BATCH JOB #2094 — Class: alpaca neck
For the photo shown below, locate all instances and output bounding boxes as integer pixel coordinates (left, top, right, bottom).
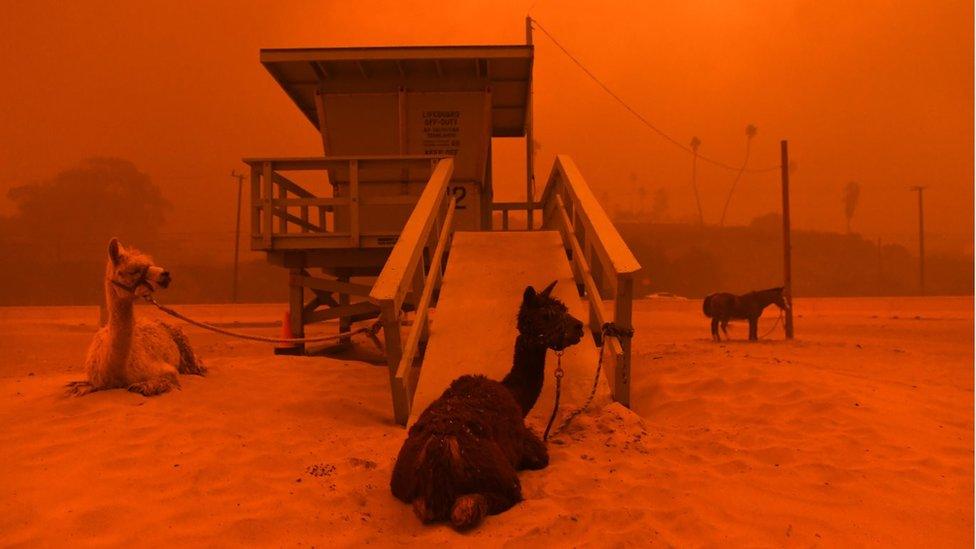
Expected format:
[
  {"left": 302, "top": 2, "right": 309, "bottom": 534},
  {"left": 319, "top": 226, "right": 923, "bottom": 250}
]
[
  {"left": 103, "top": 277, "right": 135, "bottom": 377},
  {"left": 501, "top": 334, "right": 548, "bottom": 417}
]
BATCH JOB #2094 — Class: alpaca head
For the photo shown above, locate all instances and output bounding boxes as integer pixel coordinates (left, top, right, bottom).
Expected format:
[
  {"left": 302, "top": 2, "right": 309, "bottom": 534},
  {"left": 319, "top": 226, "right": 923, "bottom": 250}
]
[
  {"left": 106, "top": 238, "right": 171, "bottom": 300},
  {"left": 517, "top": 281, "right": 584, "bottom": 351}
]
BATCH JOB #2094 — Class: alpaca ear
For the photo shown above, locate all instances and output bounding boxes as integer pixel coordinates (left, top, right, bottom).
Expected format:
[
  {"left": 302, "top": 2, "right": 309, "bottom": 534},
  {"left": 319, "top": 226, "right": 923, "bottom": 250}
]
[
  {"left": 108, "top": 238, "right": 124, "bottom": 265},
  {"left": 540, "top": 280, "right": 558, "bottom": 298},
  {"left": 523, "top": 285, "right": 537, "bottom": 303}
]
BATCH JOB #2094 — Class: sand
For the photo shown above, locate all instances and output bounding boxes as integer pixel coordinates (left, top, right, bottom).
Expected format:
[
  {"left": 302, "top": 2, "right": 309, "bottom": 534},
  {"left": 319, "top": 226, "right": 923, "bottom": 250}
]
[{"left": 0, "top": 297, "right": 971, "bottom": 546}]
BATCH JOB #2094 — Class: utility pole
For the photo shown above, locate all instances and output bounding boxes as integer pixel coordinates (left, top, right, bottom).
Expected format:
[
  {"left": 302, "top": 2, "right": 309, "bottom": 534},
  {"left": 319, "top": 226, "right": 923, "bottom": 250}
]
[
  {"left": 230, "top": 170, "right": 245, "bottom": 303},
  {"left": 780, "top": 140, "right": 794, "bottom": 339},
  {"left": 910, "top": 186, "right": 925, "bottom": 295},
  {"left": 525, "top": 16, "right": 535, "bottom": 230}
]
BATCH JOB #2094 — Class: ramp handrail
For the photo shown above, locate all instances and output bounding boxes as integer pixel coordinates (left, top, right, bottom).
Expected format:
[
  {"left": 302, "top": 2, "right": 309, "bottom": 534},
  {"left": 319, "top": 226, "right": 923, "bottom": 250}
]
[
  {"left": 539, "top": 154, "right": 641, "bottom": 407},
  {"left": 370, "top": 158, "right": 456, "bottom": 425}
]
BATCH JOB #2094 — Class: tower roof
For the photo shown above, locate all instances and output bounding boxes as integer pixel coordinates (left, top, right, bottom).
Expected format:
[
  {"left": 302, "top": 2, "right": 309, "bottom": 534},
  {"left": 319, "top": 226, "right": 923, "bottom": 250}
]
[{"left": 261, "top": 45, "right": 533, "bottom": 137}]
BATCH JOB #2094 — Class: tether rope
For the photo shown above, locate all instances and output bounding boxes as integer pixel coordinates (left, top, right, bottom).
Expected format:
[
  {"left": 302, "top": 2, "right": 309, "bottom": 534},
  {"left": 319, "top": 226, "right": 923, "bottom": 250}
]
[
  {"left": 759, "top": 308, "right": 786, "bottom": 339},
  {"left": 143, "top": 295, "right": 382, "bottom": 346},
  {"left": 544, "top": 322, "right": 634, "bottom": 442}
]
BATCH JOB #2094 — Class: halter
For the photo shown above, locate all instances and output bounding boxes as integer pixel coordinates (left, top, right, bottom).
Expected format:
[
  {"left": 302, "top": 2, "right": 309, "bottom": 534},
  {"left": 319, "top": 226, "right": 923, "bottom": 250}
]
[
  {"left": 526, "top": 314, "right": 575, "bottom": 348},
  {"left": 109, "top": 266, "right": 154, "bottom": 295}
]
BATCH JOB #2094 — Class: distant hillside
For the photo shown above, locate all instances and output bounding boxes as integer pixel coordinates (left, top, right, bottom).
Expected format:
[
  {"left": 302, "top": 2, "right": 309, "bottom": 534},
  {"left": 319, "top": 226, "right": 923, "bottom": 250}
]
[
  {"left": 0, "top": 216, "right": 971, "bottom": 306},
  {"left": 615, "top": 217, "right": 973, "bottom": 298}
]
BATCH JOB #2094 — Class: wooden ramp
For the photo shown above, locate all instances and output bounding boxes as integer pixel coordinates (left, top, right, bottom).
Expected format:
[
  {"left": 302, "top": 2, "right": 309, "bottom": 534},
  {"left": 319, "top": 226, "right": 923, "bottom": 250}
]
[{"left": 408, "top": 230, "right": 612, "bottom": 427}]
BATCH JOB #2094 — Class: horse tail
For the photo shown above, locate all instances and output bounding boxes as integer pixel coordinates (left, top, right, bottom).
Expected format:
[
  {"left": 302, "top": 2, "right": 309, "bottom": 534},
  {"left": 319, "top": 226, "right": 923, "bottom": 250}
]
[{"left": 702, "top": 294, "right": 714, "bottom": 318}]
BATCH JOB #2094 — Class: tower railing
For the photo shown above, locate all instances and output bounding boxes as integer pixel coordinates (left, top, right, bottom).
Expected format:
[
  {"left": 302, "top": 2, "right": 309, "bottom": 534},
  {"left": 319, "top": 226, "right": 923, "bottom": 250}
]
[{"left": 244, "top": 155, "right": 447, "bottom": 251}]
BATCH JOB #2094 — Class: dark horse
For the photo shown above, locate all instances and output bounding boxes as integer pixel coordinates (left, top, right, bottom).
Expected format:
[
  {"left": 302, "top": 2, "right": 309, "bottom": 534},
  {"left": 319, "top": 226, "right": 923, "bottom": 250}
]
[
  {"left": 390, "top": 281, "right": 584, "bottom": 530},
  {"left": 702, "top": 287, "right": 790, "bottom": 341}
]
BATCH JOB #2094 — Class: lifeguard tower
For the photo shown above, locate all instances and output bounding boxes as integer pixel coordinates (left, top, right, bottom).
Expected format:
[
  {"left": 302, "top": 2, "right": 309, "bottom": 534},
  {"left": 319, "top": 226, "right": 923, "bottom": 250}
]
[{"left": 245, "top": 33, "right": 641, "bottom": 425}]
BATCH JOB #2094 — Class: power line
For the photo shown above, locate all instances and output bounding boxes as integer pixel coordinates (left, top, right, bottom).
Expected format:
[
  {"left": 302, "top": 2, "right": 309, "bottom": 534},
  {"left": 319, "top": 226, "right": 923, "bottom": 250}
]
[{"left": 529, "top": 17, "right": 781, "bottom": 174}]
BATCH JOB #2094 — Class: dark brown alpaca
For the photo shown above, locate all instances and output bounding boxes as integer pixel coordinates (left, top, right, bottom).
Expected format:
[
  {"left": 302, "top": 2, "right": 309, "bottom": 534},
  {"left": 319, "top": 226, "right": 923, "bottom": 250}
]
[{"left": 390, "top": 280, "right": 584, "bottom": 530}]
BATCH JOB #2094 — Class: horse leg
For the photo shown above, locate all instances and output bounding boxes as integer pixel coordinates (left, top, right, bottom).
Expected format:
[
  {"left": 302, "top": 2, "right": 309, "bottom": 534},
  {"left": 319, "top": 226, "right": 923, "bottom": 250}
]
[
  {"left": 748, "top": 317, "right": 758, "bottom": 341},
  {"left": 711, "top": 318, "right": 720, "bottom": 341},
  {"left": 721, "top": 321, "right": 729, "bottom": 339}
]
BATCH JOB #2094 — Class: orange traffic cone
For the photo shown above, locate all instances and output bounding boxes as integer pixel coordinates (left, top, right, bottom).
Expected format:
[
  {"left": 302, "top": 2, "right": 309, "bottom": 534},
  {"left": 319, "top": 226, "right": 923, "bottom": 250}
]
[{"left": 274, "top": 310, "right": 303, "bottom": 355}]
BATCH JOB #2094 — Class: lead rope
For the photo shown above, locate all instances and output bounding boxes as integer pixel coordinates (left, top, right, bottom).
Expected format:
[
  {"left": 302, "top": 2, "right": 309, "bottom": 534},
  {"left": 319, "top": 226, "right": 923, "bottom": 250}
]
[
  {"left": 142, "top": 295, "right": 384, "bottom": 349},
  {"left": 543, "top": 322, "right": 634, "bottom": 442},
  {"left": 758, "top": 308, "right": 786, "bottom": 340},
  {"left": 542, "top": 351, "right": 564, "bottom": 441}
]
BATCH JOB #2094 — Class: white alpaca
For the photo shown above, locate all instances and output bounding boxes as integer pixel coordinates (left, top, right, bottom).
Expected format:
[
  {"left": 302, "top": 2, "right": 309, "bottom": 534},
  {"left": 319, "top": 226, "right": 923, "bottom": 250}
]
[{"left": 67, "top": 238, "right": 205, "bottom": 396}]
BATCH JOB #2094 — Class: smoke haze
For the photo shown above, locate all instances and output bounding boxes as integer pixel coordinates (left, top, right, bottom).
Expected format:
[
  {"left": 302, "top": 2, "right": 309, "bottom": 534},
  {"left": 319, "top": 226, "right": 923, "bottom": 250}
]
[{"left": 1, "top": 0, "right": 971, "bottom": 264}]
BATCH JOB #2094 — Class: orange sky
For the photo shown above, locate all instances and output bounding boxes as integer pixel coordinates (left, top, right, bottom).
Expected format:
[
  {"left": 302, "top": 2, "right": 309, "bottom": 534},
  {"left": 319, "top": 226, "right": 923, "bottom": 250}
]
[{"left": 1, "top": 0, "right": 972, "bottom": 256}]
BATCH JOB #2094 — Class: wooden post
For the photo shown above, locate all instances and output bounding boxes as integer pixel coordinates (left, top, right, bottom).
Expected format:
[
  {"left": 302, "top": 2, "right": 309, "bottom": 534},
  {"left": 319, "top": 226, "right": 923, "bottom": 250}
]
[
  {"left": 249, "top": 166, "right": 260, "bottom": 243},
  {"left": 398, "top": 87, "right": 409, "bottom": 195},
  {"left": 911, "top": 186, "right": 925, "bottom": 295},
  {"left": 287, "top": 267, "right": 306, "bottom": 355},
  {"left": 397, "top": 87, "right": 408, "bottom": 154},
  {"left": 338, "top": 272, "right": 352, "bottom": 345},
  {"left": 613, "top": 275, "right": 634, "bottom": 408},
  {"left": 230, "top": 170, "right": 244, "bottom": 302},
  {"left": 780, "top": 140, "right": 795, "bottom": 339},
  {"left": 349, "top": 160, "right": 360, "bottom": 247},
  {"left": 411, "top": 256, "right": 430, "bottom": 346},
  {"left": 277, "top": 175, "right": 288, "bottom": 234},
  {"left": 480, "top": 87, "right": 493, "bottom": 230},
  {"left": 314, "top": 89, "right": 331, "bottom": 155},
  {"left": 525, "top": 16, "right": 535, "bottom": 230},
  {"left": 262, "top": 162, "right": 273, "bottom": 249},
  {"left": 380, "top": 300, "right": 409, "bottom": 425}
]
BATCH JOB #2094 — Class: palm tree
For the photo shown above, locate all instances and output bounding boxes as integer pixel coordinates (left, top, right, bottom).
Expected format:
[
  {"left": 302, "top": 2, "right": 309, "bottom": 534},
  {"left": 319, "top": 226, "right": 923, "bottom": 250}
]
[
  {"left": 718, "top": 124, "right": 758, "bottom": 227},
  {"left": 690, "top": 136, "right": 704, "bottom": 226}
]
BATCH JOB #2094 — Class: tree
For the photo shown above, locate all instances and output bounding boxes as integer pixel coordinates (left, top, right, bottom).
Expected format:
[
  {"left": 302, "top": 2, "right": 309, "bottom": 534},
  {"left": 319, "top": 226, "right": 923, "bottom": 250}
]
[
  {"left": 650, "top": 187, "right": 669, "bottom": 222},
  {"left": 629, "top": 172, "right": 643, "bottom": 219},
  {"left": 843, "top": 181, "right": 860, "bottom": 233},
  {"left": 6, "top": 158, "right": 170, "bottom": 257},
  {"left": 636, "top": 185, "right": 648, "bottom": 217},
  {"left": 719, "top": 124, "right": 758, "bottom": 227}
]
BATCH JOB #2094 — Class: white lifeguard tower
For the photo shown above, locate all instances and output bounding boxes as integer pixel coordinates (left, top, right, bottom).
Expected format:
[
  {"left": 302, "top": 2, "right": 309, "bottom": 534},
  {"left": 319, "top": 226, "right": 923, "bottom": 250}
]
[{"left": 244, "top": 34, "right": 640, "bottom": 425}]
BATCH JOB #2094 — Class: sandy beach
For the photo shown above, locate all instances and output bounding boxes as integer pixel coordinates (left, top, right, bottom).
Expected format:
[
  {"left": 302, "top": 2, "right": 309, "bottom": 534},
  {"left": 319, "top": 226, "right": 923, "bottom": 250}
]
[{"left": 0, "top": 296, "right": 971, "bottom": 546}]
